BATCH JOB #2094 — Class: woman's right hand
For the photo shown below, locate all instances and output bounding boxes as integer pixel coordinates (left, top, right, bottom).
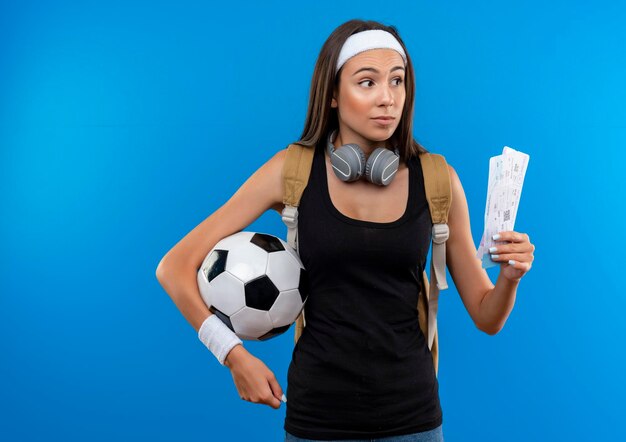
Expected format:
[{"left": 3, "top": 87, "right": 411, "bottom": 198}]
[{"left": 225, "top": 344, "right": 284, "bottom": 409}]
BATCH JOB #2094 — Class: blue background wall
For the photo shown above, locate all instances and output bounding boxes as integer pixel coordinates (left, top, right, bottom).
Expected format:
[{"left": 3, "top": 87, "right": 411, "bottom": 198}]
[{"left": 2, "top": 1, "right": 624, "bottom": 440}]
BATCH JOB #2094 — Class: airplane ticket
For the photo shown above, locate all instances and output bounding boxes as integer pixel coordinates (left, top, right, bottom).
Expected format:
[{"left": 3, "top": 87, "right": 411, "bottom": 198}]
[{"left": 476, "top": 146, "right": 530, "bottom": 269}]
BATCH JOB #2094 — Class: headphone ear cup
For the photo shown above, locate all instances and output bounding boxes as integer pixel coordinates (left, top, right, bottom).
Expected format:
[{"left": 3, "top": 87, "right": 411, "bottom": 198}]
[
  {"left": 330, "top": 143, "right": 366, "bottom": 182},
  {"left": 365, "top": 147, "right": 400, "bottom": 186}
]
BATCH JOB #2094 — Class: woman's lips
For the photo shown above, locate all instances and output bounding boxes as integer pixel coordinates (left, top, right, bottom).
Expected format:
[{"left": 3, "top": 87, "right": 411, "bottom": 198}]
[{"left": 372, "top": 117, "right": 395, "bottom": 126}]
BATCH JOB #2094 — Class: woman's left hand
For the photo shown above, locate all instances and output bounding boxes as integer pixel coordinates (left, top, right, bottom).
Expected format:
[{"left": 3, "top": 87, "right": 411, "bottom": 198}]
[{"left": 489, "top": 230, "right": 535, "bottom": 282}]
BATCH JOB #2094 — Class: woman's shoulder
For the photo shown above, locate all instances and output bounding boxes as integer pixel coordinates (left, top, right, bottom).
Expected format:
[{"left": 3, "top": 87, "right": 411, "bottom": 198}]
[
  {"left": 411, "top": 150, "right": 455, "bottom": 172},
  {"left": 264, "top": 148, "right": 289, "bottom": 215}
]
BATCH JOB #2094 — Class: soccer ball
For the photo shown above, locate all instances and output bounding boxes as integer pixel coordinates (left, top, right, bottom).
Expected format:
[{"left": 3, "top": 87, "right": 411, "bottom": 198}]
[{"left": 196, "top": 231, "right": 309, "bottom": 341}]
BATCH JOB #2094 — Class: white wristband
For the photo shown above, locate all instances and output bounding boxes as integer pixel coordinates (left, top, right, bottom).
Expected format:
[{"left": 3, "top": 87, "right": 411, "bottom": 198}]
[{"left": 198, "top": 314, "right": 243, "bottom": 366}]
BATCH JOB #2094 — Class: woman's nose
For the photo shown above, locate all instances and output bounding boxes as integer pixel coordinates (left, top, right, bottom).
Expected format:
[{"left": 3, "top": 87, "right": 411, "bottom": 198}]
[{"left": 378, "top": 83, "right": 394, "bottom": 106}]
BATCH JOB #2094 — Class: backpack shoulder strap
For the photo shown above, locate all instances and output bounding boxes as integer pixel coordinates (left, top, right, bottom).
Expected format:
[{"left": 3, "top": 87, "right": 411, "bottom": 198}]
[
  {"left": 418, "top": 152, "right": 452, "bottom": 376},
  {"left": 282, "top": 143, "right": 315, "bottom": 208},
  {"left": 280, "top": 143, "right": 315, "bottom": 345}
]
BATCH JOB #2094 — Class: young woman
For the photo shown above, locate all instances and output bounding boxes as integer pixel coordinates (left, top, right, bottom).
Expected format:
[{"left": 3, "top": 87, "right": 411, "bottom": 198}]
[{"left": 156, "top": 19, "right": 535, "bottom": 442}]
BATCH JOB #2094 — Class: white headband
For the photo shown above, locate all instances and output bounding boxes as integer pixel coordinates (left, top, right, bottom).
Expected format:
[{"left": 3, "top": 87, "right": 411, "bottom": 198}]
[{"left": 336, "top": 29, "right": 407, "bottom": 72}]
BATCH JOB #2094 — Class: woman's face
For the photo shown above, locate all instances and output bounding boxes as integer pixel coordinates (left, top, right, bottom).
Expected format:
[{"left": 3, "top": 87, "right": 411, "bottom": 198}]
[{"left": 331, "top": 48, "right": 406, "bottom": 153}]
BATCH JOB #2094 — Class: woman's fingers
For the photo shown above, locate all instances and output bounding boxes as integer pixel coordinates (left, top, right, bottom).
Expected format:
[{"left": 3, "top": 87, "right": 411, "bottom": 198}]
[
  {"left": 508, "top": 260, "right": 531, "bottom": 271},
  {"left": 491, "top": 254, "right": 533, "bottom": 271},
  {"left": 491, "top": 231, "right": 534, "bottom": 255},
  {"left": 489, "top": 243, "right": 532, "bottom": 254},
  {"left": 493, "top": 230, "right": 529, "bottom": 243},
  {"left": 266, "top": 373, "right": 284, "bottom": 409},
  {"left": 491, "top": 230, "right": 535, "bottom": 280},
  {"left": 489, "top": 252, "right": 530, "bottom": 263}
]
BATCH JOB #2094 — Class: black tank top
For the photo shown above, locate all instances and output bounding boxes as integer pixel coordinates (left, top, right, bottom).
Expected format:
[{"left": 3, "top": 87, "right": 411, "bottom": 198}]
[{"left": 284, "top": 141, "right": 443, "bottom": 440}]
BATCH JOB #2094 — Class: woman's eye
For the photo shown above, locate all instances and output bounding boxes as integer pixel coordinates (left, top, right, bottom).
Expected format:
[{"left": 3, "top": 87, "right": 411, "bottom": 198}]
[{"left": 359, "top": 78, "right": 404, "bottom": 87}]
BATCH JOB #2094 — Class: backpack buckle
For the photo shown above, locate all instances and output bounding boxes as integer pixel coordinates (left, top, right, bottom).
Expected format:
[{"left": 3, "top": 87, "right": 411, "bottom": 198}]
[
  {"left": 281, "top": 205, "right": 299, "bottom": 228},
  {"left": 432, "top": 223, "right": 449, "bottom": 244}
]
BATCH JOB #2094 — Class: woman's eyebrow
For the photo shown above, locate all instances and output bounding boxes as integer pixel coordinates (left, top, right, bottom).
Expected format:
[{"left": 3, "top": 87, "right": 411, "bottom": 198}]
[{"left": 352, "top": 66, "right": 405, "bottom": 76}]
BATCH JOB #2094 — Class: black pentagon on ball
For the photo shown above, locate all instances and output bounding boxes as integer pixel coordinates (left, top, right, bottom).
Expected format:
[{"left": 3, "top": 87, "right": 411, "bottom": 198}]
[
  {"left": 250, "top": 233, "right": 285, "bottom": 253},
  {"left": 258, "top": 323, "right": 292, "bottom": 341},
  {"left": 208, "top": 305, "right": 235, "bottom": 333},
  {"left": 298, "top": 268, "right": 310, "bottom": 302},
  {"left": 244, "top": 275, "right": 279, "bottom": 310},
  {"left": 203, "top": 249, "right": 228, "bottom": 283}
]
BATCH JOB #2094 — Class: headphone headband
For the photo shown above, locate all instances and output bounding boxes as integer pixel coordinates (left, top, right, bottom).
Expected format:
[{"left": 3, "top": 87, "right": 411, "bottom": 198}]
[{"left": 327, "top": 129, "right": 399, "bottom": 157}]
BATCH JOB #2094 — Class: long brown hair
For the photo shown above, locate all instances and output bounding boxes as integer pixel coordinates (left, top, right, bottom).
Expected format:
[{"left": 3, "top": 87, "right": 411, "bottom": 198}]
[{"left": 293, "top": 19, "right": 429, "bottom": 161}]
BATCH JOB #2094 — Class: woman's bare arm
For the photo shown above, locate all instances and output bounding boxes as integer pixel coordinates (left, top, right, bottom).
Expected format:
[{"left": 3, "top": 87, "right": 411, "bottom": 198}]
[
  {"left": 444, "top": 164, "right": 495, "bottom": 333},
  {"left": 155, "top": 148, "right": 287, "bottom": 333},
  {"left": 445, "top": 163, "right": 534, "bottom": 334}
]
